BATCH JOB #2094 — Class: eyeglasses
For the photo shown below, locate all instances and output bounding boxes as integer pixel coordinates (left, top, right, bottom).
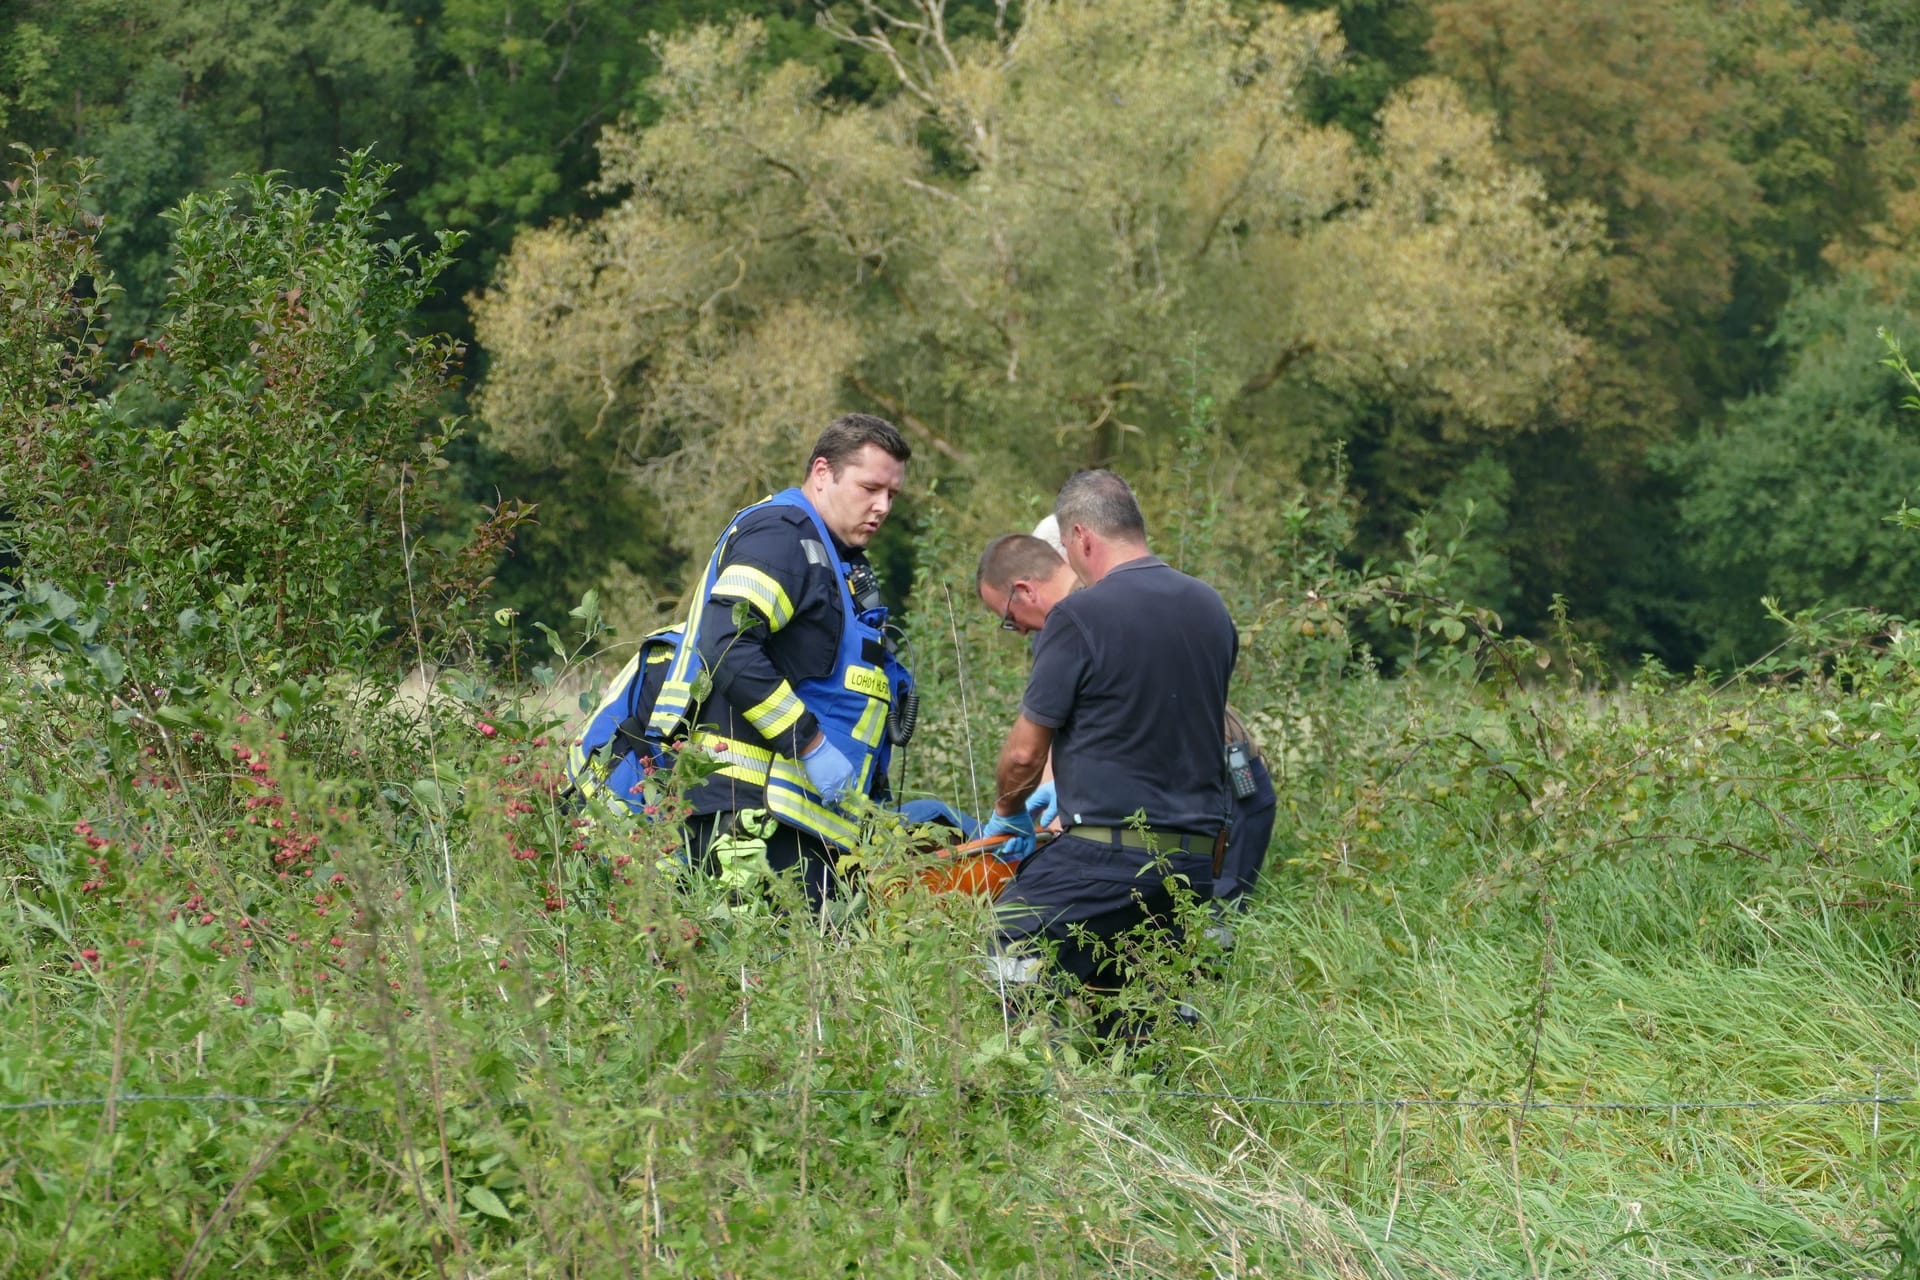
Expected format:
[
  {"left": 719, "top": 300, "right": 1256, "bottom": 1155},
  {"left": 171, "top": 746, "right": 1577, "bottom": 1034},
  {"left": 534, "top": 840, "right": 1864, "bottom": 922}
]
[{"left": 998, "top": 584, "right": 1022, "bottom": 632}]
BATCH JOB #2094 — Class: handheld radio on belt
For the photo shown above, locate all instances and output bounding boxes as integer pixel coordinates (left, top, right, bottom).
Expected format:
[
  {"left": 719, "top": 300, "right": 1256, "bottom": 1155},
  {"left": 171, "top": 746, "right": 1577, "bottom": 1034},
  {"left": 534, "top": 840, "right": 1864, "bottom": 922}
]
[{"left": 1226, "top": 739, "right": 1257, "bottom": 799}]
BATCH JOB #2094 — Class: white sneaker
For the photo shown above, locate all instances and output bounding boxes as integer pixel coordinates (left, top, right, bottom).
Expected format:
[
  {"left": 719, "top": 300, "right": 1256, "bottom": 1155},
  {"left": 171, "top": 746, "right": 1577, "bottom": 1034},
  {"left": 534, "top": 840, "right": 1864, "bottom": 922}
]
[{"left": 984, "top": 953, "right": 1044, "bottom": 985}]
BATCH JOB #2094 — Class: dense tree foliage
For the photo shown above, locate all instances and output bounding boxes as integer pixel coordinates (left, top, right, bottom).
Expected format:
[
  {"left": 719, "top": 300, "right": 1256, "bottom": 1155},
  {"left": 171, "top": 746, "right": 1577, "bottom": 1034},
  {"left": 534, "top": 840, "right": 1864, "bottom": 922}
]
[
  {"left": 474, "top": 2, "right": 1597, "bottom": 573},
  {"left": 0, "top": 0, "right": 790, "bottom": 331},
  {"left": 3, "top": 0, "right": 1918, "bottom": 664},
  {"left": 1666, "top": 272, "right": 1920, "bottom": 667}
]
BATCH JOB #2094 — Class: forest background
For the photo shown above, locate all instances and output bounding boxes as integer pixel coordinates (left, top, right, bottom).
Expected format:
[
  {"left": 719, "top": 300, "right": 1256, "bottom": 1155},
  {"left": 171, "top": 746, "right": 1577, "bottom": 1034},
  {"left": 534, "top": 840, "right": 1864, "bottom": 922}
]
[{"left": 7, "top": 0, "right": 1920, "bottom": 666}]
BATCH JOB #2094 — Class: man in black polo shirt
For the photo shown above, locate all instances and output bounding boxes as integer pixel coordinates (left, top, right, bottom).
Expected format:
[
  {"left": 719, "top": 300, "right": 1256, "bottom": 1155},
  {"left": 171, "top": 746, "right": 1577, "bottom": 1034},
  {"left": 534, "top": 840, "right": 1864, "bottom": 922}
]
[
  {"left": 979, "top": 470, "right": 1238, "bottom": 1021},
  {"left": 975, "top": 531, "right": 1278, "bottom": 915}
]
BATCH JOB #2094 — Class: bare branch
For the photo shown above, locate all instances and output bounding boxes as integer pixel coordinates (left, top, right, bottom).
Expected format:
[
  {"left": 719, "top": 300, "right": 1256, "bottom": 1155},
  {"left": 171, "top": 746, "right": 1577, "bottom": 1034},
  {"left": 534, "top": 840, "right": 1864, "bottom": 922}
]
[
  {"left": 1240, "top": 339, "right": 1315, "bottom": 397},
  {"left": 815, "top": 5, "right": 942, "bottom": 113},
  {"left": 816, "top": 0, "right": 996, "bottom": 161},
  {"left": 926, "top": 0, "right": 963, "bottom": 79},
  {"left": 698, "top": 252, "right": 749, "bottom": 318},
  {"left": 847, "top": 373, "right": 972, "bottom": 464},
  {"left": 901, "top": 176, "right": 967, "bottom": 207}
]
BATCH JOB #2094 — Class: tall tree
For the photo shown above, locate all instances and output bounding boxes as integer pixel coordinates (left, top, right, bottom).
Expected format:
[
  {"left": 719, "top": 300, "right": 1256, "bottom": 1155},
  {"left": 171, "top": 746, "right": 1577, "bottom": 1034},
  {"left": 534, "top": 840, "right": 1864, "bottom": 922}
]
[
  {"left": 1288, "top": 0, "right": 1434, "bottom": 138},
  {"left": 475, "top": 0, "right": 1600, "bottom": 590},
  {"left": 0, "top": 0, "right": 420, "bottom": 343},
  {"left": 1429, "top": 0, "right": 1759, "bottom": 427},
  {"left": 1431, "top": 0, "right": 1883, "bottom": 403},
  {"left": 1422, "top": 0, "right": 1889, "bottom": 660},
  {"left": 1805, "top": 0, "right": 1920, "bottom": 123},
  {"left": 1665, "top": 272, "right": 1920, "bottom": 666},
  {"left": 402, "top": 0, "right": 839, "bottom": 317}
]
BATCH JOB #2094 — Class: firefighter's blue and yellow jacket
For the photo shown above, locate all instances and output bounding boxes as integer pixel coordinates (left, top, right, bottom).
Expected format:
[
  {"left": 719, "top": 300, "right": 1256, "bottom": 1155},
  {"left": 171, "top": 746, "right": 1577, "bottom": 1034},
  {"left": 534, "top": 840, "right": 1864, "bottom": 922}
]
[{"left": 567, "top": 488, "right": 912, "bottom": 849}]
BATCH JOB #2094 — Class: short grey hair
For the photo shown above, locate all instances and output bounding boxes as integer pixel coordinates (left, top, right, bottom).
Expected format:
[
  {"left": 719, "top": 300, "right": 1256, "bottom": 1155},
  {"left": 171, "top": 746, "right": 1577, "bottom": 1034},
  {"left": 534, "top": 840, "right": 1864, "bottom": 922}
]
[{"left": 1054, "top": 469, "right": 1146, "bottom": 542}]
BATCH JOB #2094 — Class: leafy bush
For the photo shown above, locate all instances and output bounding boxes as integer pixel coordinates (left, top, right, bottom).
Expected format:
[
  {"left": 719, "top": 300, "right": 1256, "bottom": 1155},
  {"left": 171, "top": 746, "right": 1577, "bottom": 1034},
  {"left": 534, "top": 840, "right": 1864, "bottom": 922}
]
[
  {"left": 14, "top": 581, "right": 1920, "bottom": 1275},
  {"left": 1665, "top": 272, "right": 1920, "bottom": 667},
  {"left": 0, "top": 148, "right": 511, "bottom": 690}
]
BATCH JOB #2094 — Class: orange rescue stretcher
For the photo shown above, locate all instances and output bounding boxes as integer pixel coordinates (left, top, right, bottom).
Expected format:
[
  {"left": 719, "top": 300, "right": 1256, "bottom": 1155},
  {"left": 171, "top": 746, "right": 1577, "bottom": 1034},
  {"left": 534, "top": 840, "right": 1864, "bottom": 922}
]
[{"left": 902, "top": 830, "right": 1055, "bottom": 900}]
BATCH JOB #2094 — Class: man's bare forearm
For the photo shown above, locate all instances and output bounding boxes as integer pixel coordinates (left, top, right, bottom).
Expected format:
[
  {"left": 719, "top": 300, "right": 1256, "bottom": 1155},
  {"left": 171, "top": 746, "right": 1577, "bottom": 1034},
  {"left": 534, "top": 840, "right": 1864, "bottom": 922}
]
[{"left": 992, "top": 714, "right": 1054, "bottom": 816}]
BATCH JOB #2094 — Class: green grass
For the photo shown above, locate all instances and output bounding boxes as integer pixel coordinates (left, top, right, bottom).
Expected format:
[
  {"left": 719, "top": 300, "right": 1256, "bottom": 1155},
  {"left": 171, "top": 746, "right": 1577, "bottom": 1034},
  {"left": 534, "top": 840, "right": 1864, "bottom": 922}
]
[
  {"left": 5, "top": 639, "right": 1920, "bottom": 1277},
  {"left": 1166, "top": 885, "right": 1910, "bottom": 1276}
]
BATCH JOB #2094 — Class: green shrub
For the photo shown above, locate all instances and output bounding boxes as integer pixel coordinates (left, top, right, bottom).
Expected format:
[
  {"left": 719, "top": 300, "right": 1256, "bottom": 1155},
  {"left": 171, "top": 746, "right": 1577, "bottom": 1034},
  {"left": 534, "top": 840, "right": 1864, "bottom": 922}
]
[{"left": 0, "top": 148, "right": 515, "bottom": 691}]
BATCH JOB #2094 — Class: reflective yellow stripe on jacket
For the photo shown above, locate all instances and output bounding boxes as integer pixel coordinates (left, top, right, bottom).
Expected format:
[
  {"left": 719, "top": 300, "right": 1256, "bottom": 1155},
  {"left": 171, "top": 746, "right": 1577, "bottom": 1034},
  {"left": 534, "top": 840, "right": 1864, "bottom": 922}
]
[
  {"left": 850, "top": 692, "right": 887, "bottom": 750},
  {"left": 711, "top": 565, "right": 796, "bottom": 630},
  {"left": 742, "top": 681, "right": 806, "bottom": 739},
  {"left": 765, "top": 756, "right": 862, "bottom": 848},
  {"left": 692, "top": 729, "right": 862, "bottom": 847},
  {"left": 690, "top": 731, "right": 775, "bottom": 787}
]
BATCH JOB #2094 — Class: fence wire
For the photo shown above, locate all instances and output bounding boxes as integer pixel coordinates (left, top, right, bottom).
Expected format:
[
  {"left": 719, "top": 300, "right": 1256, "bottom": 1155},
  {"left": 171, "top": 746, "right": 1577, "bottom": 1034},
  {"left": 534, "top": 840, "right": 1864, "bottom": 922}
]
[{"left": 4, "top": 1087, "right": 1917, "bottom": 1118}]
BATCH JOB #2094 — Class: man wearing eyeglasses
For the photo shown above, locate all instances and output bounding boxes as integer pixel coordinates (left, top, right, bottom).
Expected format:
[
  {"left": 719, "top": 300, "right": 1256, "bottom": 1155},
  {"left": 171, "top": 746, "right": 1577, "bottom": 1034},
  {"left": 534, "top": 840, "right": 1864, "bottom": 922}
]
[
  {"left": 976, "top": 470, "right": 1238, "bottom": 1037},
  {"left": 976, "top": 532, "right": 1080, "bottom": 639},
  {"left": 975, "top": 525, "right": 1278, "bottom": 910}
]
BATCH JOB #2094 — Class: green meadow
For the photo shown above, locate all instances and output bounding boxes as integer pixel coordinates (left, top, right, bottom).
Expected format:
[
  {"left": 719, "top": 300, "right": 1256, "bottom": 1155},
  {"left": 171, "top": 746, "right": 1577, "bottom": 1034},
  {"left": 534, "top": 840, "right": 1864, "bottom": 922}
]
[{"left": 9, "top": 591, "right": 1920, "bottom": 1276}]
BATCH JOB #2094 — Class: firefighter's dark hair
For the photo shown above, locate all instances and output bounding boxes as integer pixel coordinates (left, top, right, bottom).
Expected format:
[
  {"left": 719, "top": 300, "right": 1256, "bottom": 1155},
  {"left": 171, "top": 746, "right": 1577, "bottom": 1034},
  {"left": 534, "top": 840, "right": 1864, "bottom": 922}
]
[{"left": 807, "top": 414, "right": 912, "bottom": 478}]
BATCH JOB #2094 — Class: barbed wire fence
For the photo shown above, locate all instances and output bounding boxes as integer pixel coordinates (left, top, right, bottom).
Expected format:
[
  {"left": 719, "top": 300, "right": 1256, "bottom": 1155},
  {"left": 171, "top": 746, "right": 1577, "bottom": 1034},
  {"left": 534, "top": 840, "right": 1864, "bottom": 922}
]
[{"left": 5, "top": 1086, "right": 1917, "bottom": 1117}]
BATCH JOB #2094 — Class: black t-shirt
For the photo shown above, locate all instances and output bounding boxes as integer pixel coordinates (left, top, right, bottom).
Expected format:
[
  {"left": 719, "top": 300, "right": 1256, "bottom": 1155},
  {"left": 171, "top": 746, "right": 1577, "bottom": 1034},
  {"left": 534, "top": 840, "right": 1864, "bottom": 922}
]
[{"left": 1021, "top": 555, "right": 1238, "bottom": 832}]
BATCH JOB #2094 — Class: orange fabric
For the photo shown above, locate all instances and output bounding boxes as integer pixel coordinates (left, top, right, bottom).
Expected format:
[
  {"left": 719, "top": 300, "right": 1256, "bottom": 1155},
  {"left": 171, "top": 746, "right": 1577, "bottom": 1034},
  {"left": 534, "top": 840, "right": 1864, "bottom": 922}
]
[
  {"left": 916, "top": 836, "right": 1017, "bottom": 898},
  {"left": 871, "top": 833, "right": 1020, "bottom": 902}
]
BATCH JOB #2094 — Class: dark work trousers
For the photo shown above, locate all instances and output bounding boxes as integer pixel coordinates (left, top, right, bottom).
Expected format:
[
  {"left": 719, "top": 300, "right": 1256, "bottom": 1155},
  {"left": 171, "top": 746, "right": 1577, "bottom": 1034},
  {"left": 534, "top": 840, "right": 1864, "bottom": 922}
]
[
  {"left": 995, "top": 833, "right": 1214, "bottom": 989},
  {"left": 1215, "top": 756, "right": 1277, "bottom": 903},
  {"left": 683, "top": 811, "right": 839, "bottom": 912}
]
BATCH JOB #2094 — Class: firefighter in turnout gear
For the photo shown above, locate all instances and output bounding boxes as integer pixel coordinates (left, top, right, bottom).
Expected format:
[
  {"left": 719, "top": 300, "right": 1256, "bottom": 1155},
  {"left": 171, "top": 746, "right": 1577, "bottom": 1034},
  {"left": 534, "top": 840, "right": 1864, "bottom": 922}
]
[{"left": 653, "top": 414, "right": 913, "bottom": 908}]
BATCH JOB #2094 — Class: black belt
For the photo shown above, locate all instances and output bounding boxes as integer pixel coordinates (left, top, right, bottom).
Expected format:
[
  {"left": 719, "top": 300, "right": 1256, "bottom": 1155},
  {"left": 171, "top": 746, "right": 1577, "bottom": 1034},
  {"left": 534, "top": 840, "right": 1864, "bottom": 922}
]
[{"left": 1067, "top": 825, "right": 1228, "bottom": 877}]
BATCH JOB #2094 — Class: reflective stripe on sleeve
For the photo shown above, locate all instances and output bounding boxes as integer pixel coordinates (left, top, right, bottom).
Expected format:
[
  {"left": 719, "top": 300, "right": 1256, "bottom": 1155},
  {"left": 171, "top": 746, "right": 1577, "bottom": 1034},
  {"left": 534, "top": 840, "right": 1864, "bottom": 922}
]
[
  {"left": 742, "top": 681, "right": 806, "bottom": 738},
  {"left": 712, "top": 565, "right": 796, "bottom": 631}
]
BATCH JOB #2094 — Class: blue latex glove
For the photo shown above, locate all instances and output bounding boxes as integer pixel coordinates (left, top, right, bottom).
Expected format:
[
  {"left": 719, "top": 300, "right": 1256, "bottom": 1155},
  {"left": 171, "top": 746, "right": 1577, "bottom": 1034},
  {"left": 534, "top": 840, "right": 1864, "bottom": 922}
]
[
  {"left": 800, "top": 736, "right": 856, "bottom": 805},
  {"left": 1026, "top": 780, "right": 1059, "bottom": 828},
  {"left": 981, "top": 808, "right": 1037, "bottom": 860}
]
